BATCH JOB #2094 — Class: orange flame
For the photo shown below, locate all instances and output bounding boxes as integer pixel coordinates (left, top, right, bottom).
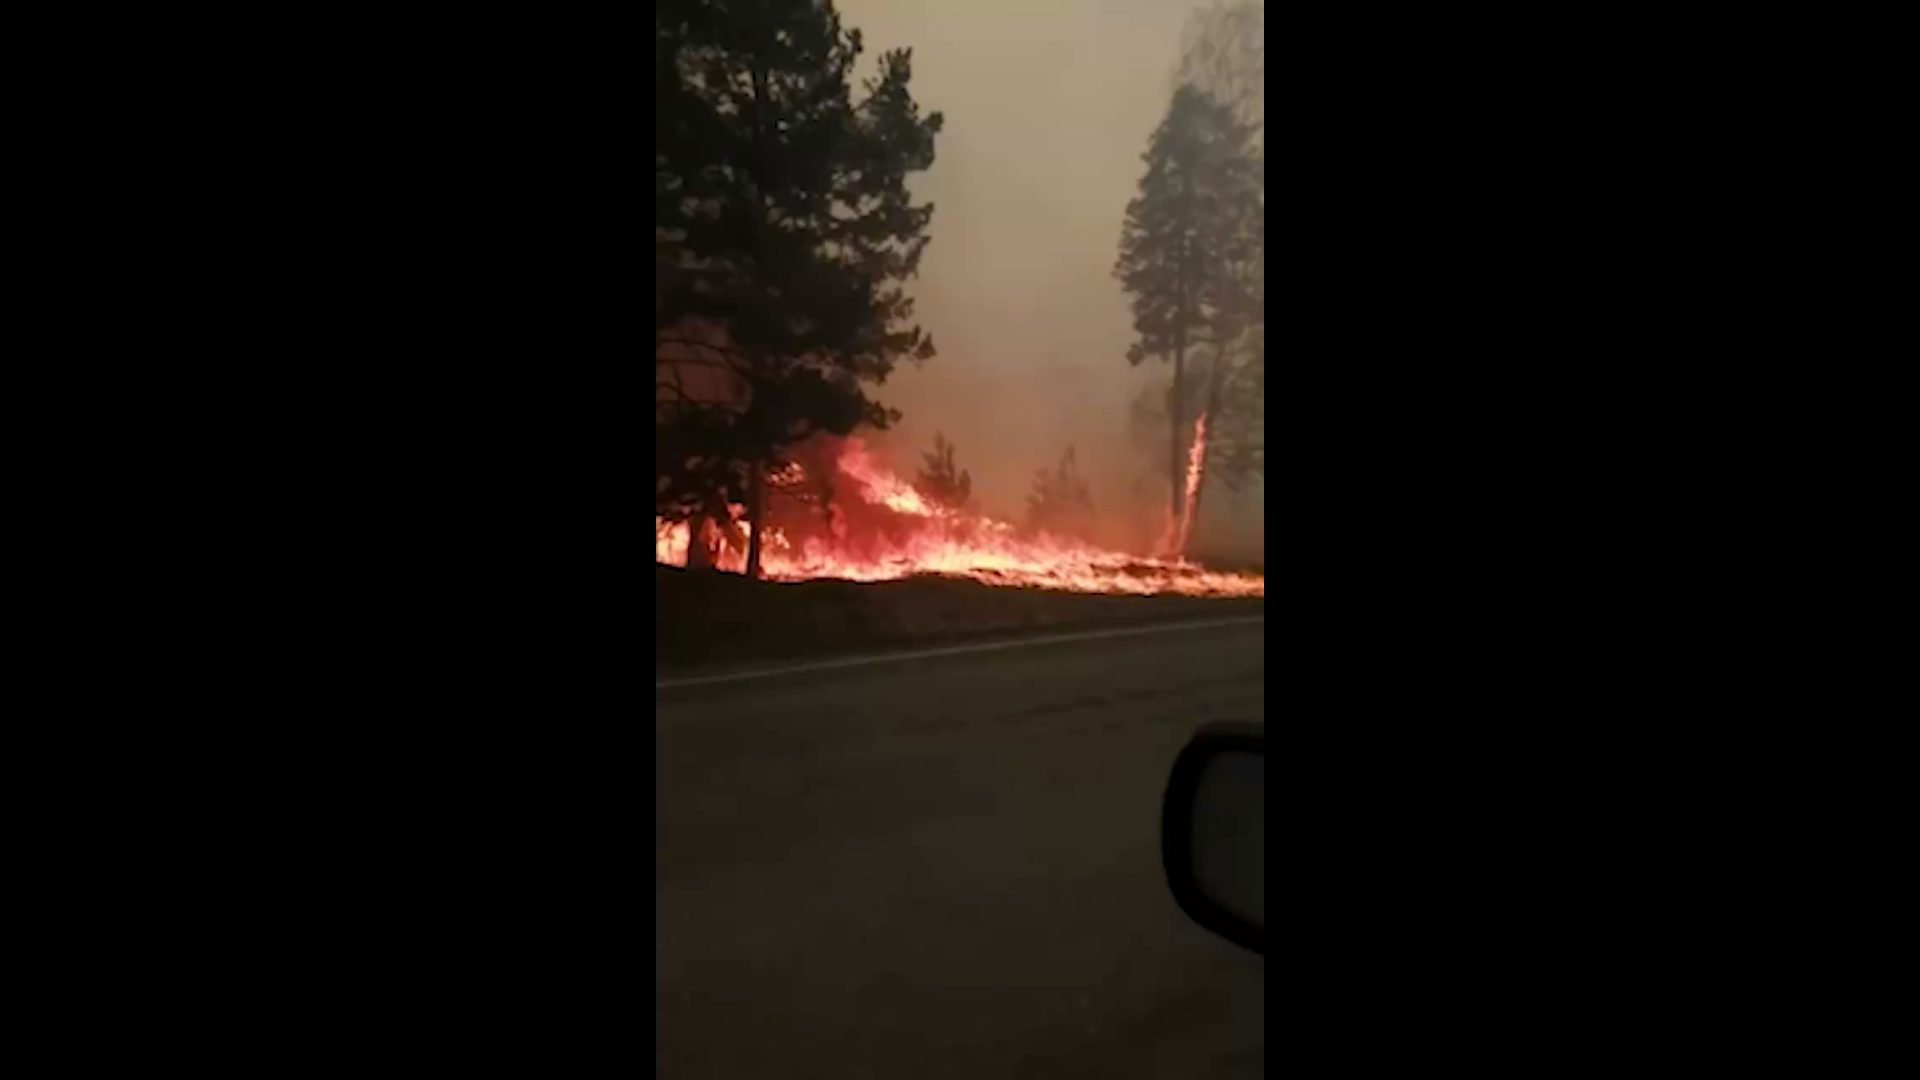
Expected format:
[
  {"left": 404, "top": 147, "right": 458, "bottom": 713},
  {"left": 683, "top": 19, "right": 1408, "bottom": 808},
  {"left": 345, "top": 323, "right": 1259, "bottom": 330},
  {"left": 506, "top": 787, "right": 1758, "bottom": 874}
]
[
  {"left": 657, "top": 436, "right": 1262, "bottom": 597},
  {"left": 1174, "top": 411, "right": 1208, "bottom": 556},
  {"left": 1154, "top": 412, "right": 1209, "bottom": 559},
  {"left": 836, "top": 439, "right": 946, "bottom": 518}
]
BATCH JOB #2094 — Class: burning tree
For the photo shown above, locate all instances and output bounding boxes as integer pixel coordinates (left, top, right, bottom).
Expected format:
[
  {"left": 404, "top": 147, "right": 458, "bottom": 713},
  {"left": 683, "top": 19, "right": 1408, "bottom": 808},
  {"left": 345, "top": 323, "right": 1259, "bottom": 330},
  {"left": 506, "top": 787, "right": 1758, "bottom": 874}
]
[
  {"left": 654, "top": 432, "right": 1263, "bottom": 595},
  {"left": 1125, "top": 326, "right": 1263, "bottom": 557},
  {"left": 1113, "top": 85, "right": 1261, "bottom": 554},
  {"left": 655, "top": 0, "right": 943, "bottom": 578},
  {"left": 1174, "top": 1, "right": 1265, "bottom": 540},
  {"left": 914, "top": 432, "right": 972, "bottom": 512}
]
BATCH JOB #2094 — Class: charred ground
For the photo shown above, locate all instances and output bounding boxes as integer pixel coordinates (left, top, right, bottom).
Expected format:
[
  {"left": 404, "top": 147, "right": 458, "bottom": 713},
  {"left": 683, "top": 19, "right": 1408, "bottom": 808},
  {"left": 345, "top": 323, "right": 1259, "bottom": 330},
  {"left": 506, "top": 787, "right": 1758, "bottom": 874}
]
[{"left": 656, "top": 564, "right": 1264, "bottom": 676}]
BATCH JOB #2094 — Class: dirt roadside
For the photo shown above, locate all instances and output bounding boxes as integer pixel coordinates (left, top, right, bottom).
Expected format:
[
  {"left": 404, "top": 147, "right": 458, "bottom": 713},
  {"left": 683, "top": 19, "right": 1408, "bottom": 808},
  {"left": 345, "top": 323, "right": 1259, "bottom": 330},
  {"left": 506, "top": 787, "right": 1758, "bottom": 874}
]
[{"left": 655, "top": 566, "right": 1264, "bottom": 675}]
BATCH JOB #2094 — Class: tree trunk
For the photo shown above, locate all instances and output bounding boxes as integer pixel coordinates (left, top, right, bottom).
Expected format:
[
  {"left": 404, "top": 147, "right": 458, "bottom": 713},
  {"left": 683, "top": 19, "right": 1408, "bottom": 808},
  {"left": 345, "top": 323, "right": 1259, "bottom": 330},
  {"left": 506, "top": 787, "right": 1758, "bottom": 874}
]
[
  {"left": 1169, "top": 193, "right": 1193, "bottom": 528},
  {"left": 743, "top": 58, "right": 772, "bottom": 587},
  {"left": 1171, "top": 330, "right": 1186, "bottom": 524},
  {"left": 1187, "top": 352, "right": 1231, "bottom": 551},
  {"left": 745, "top": 464, "right": 766, "bottom": 581}
]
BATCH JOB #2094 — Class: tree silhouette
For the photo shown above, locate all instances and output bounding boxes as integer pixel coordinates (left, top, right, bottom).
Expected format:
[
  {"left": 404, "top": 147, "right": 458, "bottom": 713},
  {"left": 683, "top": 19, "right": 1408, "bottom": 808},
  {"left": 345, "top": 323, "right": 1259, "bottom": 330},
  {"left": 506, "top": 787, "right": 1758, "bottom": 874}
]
[
  {"left": 1026, "top": 446, "right": 1096, "bottom": 541},
  {"left": 914, "top": 432, "right": 972, "bottom": 511},
  {"left": 1174, "top": 3, "right": 1265, "bottom": 535},
  {"left": 656, "top": 0, "right": 943, "bottom": 578},
  {"left": 1113, "top": 86, "right": 1260, "bottom": 534},
  {"left": 1194, "top": 323, "right": 1263, "bottom": 500},
  {"left": 1175, "top": 2, "right": 1264, "bottom": 143}
]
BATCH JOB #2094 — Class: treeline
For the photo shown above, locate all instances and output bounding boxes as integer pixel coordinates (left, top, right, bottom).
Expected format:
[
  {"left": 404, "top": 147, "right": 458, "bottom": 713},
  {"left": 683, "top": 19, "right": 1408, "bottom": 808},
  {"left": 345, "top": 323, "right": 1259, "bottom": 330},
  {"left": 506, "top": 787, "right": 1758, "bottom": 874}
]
[{"left": 655, "top": 0, "right": 943, "bottom": 578}]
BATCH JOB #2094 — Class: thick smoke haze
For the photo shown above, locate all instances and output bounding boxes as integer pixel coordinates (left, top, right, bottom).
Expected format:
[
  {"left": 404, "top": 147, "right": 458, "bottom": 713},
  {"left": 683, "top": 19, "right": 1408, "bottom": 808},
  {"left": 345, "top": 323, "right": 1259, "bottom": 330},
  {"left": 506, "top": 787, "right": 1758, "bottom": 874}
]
[{"left": 836, "top": 0, "right": 1265, "bottom": 562}]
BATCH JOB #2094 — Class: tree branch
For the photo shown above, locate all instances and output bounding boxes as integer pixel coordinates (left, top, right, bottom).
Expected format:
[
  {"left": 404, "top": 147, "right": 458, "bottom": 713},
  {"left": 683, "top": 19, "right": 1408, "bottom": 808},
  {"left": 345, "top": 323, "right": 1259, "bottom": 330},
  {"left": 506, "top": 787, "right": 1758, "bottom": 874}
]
[{"left": 655, "top": 337, "right": 755, "bottom": 375}]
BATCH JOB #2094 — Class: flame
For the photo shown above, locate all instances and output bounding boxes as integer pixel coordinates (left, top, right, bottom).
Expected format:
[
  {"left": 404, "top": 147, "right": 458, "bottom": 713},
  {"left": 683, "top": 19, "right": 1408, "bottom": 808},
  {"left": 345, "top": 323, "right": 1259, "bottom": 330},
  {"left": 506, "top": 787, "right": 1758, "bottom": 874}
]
[
  {"left": 1154, "top": 412, "right": 1209, "bottom": 559},
  {"left": 835, "top": 439, "right": 944, "bottom": 518},
  {"left": 656, "top": 517, "right": 690, "bottom": 566},
  {"left": 657, "top": 436, "right": 1262, "bottom": 597},
  {"left": 1174, "top": 412, "right": 1208, "bottom": 556}
]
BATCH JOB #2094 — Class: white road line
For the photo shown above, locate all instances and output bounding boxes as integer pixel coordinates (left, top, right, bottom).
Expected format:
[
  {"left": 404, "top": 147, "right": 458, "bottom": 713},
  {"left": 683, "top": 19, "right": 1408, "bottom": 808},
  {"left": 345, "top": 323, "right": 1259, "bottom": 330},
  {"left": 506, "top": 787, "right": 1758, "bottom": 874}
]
[{"left": 654, "top": 615, "right": 1265, "bottom": 691}]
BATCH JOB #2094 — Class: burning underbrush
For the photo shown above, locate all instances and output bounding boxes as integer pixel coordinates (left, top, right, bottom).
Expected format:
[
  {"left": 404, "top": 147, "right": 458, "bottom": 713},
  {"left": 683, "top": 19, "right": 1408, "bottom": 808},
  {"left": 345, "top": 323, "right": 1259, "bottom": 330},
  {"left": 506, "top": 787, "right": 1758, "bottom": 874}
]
[{"left": 655, "top": 435, "right": 1264, "bottom": 597}]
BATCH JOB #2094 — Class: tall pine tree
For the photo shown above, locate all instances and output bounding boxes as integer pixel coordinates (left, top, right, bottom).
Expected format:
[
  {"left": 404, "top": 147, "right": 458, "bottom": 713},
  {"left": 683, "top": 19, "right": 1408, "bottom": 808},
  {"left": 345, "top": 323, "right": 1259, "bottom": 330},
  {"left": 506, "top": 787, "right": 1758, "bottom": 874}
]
[
  {"left": 1175, "top": 3, "right": 1266, "bottom": 538},
  {"left": 656, "top": 0, "right": 942, "bottom": 578},
  {"left": 1113, "top": 86, "right": 1259, "bottom": 541}
]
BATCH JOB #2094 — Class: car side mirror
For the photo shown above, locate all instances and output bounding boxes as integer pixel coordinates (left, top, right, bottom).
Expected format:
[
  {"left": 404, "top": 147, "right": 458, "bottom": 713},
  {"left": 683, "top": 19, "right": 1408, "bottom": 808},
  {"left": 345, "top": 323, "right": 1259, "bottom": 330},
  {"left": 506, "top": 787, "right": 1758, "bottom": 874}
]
[{"left": 1161, "top": 722, "right": 1264, "bottom": 954}]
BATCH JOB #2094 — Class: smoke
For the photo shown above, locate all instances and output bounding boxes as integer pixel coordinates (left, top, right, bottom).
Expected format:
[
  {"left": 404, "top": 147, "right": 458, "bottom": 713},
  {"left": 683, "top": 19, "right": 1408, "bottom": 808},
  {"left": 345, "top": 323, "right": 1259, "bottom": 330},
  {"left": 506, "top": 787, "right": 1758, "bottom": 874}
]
[{"left": 831, "top": 0, "right": 1265, "bottom": 565}]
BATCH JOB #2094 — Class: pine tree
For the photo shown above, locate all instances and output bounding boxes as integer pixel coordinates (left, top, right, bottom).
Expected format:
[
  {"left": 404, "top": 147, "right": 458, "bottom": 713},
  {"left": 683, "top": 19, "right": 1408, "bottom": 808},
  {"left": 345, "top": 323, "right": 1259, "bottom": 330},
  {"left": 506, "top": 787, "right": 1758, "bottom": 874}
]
[
  {"left": 1176, "top": 2, "right": 1264, "bottom": 142},
  {"left": 1113, "top": 86, "right": 1259, "bottom": 537},
  {"left": 1187, "top": 187, "right": 1263, "bottom": 535},
  {"left": 914, "top": 432, "right": 972, "bottom": 511},
  {"left": 656, "top": 0, "right": 943, "bottom": 577},
  {"left": 1175, "top": 3, "right": 1266, "bottom": 536},
  {"left": 1027, "top": 446, "right": 1096, "bottom": 542}
]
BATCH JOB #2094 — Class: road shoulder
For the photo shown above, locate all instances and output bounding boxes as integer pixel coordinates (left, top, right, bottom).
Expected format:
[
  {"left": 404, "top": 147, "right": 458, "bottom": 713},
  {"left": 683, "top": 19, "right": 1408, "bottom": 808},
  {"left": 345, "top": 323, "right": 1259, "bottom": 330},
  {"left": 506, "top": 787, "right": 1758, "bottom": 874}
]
[{"left": 655, "top": 565, "right": 1264, "bottom": 678}]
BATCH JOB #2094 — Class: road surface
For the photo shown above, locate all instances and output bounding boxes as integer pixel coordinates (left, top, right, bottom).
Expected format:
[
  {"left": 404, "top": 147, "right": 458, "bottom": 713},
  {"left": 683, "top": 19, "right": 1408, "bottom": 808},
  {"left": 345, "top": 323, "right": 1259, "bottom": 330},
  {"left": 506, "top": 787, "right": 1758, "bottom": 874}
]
[{"left": 656, "top": 617, "right": 1266, "bottom": 1079}]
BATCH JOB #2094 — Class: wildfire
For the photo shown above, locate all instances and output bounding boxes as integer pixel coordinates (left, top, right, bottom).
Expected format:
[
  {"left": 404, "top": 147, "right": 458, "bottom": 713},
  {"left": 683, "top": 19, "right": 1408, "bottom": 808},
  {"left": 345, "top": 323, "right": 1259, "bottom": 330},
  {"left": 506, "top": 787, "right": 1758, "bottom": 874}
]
[
  {"left": 835, "top": 439, "right": 945, "bottom": 518},
  {"left": 656, "top": 436, "right": 1263, "bottom": 597},
  {"left": 1176, "top": 411, "right": 1208, "bottom": 556},
  {"left": 1155, "top": 412, "right": 1209, "bottom": 559}
]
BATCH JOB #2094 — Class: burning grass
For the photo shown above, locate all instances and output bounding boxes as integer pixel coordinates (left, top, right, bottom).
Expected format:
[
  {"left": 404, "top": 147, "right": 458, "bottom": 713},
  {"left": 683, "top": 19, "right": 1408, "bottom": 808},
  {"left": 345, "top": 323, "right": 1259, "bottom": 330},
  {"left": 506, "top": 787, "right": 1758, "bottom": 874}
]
[
  {"left": 656, "top": 564, "right": 1263, "bottom": 673},
  {"left": 656, "top": 435, "right": 1265, "bottom": 597}
]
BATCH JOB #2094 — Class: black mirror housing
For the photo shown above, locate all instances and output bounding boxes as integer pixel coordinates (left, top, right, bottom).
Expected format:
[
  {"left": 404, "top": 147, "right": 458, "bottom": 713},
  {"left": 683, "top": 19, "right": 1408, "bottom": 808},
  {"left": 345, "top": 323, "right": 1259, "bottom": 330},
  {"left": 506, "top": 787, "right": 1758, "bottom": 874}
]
[{"left": 1161, "top": 721, "right": 1265, "bottom": 954}]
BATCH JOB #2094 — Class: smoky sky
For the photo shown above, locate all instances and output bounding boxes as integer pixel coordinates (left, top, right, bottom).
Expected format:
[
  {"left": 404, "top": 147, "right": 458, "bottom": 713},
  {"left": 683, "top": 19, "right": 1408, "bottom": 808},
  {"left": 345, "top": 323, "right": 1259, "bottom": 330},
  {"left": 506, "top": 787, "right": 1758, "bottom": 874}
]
[{"left": 834, "top": 0, "right": 1264, "bottom": 559}]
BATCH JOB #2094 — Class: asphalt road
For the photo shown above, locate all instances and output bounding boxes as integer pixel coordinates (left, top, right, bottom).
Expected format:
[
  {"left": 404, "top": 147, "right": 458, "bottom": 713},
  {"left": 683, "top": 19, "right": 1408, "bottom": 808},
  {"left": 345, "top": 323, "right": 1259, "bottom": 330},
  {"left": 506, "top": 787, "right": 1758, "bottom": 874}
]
[{"left": 656, "top": 617, "right": 1266, "bottom": 1079}]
